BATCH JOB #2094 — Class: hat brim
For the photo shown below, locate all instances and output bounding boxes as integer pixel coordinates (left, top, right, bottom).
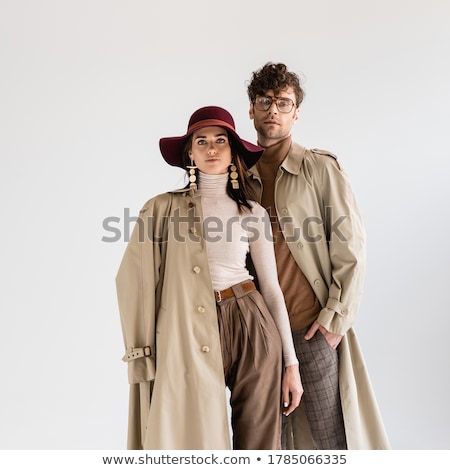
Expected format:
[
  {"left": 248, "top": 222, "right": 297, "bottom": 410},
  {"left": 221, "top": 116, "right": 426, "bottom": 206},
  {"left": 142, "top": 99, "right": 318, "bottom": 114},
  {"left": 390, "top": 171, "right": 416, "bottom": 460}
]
[{"left": 159, "top": 127, "right": 263, "bottom": 169}]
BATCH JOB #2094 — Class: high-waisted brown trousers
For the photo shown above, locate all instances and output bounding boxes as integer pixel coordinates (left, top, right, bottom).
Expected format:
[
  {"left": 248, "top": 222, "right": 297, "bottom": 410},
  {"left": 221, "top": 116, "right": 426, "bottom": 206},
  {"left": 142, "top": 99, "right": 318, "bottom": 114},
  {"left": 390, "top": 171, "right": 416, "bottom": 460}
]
[{"left": 216, "top": 281, "right": 283, "bottom": 450}]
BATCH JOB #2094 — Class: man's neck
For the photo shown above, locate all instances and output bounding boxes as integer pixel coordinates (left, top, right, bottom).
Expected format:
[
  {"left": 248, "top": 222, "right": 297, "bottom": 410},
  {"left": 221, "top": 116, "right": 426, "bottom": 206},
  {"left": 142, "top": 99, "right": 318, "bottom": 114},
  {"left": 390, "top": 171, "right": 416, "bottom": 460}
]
[
  {"left": 256, "top": 132, "right": 292, "bottom": 149},
  {"left": 257, "top": 135, "right": 292, "bottom": 165}
]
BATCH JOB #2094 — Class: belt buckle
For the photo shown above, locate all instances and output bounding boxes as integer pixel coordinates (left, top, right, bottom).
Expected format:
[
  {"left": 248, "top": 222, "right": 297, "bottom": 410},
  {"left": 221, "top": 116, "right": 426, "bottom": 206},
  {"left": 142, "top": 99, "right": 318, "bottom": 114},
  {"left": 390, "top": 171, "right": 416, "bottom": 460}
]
[
  {"left": 143, "top": 346, "right": 152, "bottom": 357},
  {"left": 216, "top": 290, "right": 222, "bottom": 303}
]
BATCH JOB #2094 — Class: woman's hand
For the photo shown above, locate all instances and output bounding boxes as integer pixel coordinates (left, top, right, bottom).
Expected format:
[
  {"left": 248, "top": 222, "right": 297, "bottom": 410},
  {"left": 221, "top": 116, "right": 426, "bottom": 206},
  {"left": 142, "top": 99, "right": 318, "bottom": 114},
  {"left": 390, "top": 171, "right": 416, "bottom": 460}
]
[{"left": 282, "top": 364, "right": 303, "bottom": 416}]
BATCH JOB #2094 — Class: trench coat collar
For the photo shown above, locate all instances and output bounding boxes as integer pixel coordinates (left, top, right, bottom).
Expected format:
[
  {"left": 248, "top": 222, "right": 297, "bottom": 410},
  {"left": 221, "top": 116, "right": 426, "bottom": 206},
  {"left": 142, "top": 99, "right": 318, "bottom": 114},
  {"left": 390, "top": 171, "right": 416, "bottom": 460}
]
[
  {"left": 169, "top": 187, "right": 191, "bottom": 194},
  {"left": 248, "top": 141, "right": 307, "bottom": 179},
  {"left": 168, "top": 187, "right": 198, "bottom": 199}
]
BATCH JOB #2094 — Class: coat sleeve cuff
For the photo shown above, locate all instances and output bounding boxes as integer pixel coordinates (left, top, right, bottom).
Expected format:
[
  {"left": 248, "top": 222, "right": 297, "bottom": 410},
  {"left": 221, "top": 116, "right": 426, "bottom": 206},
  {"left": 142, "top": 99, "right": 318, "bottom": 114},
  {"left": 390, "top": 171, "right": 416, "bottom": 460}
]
[
  {"left": 325, "top": 297, "right": 349, "bottom": 317},
  {"left": 317, "top": 302, "right": 352, "bottom": 336},
  {"left": 122, "top": 345, "right": 155, "bottom": 362},
  {"left": 122, "top": 346, "right": 156, "bottom": 384}
]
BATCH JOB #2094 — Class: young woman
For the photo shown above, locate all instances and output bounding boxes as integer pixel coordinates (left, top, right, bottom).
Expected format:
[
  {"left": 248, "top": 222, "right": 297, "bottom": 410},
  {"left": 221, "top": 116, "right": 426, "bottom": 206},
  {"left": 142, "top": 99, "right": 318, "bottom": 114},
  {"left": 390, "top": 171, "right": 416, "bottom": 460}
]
[{"left": 116, "top": 106, "right": 302, "bottom": 450}]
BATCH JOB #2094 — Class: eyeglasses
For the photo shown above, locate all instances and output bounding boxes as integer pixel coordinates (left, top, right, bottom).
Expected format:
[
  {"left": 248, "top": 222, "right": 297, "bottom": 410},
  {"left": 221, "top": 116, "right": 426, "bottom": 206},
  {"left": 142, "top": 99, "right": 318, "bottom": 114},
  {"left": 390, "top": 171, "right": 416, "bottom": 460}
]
[{"left": 253, "top": 96, "right": 296, "bottom": 113}]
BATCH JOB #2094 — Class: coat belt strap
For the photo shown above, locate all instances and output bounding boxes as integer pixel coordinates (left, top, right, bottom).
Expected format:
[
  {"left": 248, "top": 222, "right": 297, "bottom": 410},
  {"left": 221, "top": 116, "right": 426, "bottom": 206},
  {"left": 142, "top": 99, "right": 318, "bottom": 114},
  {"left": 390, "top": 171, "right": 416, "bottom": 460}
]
[{"left": 122, "top": 345, "right": 154, "bottom": 362}]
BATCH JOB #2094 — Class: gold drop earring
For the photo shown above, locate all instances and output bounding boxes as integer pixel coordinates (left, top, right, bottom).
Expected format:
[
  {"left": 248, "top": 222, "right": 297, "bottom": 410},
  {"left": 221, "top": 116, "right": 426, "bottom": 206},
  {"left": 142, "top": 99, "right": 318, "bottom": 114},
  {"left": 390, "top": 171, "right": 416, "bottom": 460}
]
[
  {"left": 187, "top": 154, "right": 197, "bottom": 191},
  {"left": 229, "top": 162, "right": 239, "bottom": 189}
]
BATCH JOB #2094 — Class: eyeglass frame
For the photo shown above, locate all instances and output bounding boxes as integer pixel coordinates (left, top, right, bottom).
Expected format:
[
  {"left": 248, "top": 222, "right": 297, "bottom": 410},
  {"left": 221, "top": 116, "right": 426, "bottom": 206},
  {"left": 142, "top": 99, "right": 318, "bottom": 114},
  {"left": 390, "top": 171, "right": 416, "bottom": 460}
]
[{"left": 252, "top": 95, "right": 297, "bottom": 113}]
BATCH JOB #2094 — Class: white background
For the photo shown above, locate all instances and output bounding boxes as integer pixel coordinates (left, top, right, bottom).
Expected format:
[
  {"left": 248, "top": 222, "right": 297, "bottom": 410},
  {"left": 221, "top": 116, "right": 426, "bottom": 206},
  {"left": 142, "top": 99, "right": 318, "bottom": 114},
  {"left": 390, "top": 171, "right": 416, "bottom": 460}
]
[{"left": 1, "top": 0, "right": 449, "bottom": 450}]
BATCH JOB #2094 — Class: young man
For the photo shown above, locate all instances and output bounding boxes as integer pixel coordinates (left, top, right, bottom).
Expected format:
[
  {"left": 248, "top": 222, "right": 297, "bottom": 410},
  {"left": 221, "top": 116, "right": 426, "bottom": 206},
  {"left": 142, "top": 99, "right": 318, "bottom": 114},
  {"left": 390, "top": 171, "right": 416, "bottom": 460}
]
[{"left": 246, "top": 62, "right": 390, "bottom": 449}]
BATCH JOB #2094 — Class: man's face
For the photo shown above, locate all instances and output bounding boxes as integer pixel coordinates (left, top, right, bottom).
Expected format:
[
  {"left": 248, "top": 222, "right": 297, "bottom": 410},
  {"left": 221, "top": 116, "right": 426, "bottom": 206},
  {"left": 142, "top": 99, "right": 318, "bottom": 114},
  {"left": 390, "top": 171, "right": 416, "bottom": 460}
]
[{"left": 249, "top": 87, "right": 299, "bottom": 147}]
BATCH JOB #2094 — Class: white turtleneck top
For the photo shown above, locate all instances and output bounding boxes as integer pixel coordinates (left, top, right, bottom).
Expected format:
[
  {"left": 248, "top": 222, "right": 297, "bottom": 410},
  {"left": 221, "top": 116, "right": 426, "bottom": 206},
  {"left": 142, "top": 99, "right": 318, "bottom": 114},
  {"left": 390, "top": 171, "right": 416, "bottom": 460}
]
[{"left": 195, "top": 171, "right": 298, "bottom": 367}]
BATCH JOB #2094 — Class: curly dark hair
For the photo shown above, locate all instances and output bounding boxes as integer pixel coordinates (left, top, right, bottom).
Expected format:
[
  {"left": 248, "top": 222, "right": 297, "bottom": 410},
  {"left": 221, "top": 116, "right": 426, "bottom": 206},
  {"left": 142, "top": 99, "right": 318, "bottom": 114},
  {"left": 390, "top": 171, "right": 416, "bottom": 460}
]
[{"left": 246, "top": 62, "right": 305, "bottom": 108}]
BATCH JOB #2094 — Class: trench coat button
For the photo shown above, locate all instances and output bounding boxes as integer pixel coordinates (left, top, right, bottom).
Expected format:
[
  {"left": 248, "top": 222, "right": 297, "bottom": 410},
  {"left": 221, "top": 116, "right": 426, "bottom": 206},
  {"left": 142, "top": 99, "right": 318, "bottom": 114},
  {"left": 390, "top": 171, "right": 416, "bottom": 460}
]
[
  {"left": 193, "top": 266, "right": 201, "bottom": 274},
  {"left": 201, "top": 345, "right": 210, "bottom": 353},
  {"left": 190, "top": 227, "right": 197, "bottom": 234},
  {"left": 342, "top": 308, "right": 348, "bottom": 315},
  {"left": 188, "top": 202, "right": 195, "bottom": 208},
  {"left": 197, "top": 306, "right": 205, "bottom": 313},
  {"left": 297, "top": 242, "right": 303, "bottom": 249},
  {"left": 281, "top": 208, "right": 288, "bottom": 215},
  {"left": 313, "top": 279, "right": 320, "bottom": 286}
]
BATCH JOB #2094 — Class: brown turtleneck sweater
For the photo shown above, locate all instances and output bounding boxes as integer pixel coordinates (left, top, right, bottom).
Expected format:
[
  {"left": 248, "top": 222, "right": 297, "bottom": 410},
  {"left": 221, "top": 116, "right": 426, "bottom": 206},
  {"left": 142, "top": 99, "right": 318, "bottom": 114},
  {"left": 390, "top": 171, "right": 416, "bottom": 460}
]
[{"left": 257, "top": 136, "right": 321, "bottom": 331}]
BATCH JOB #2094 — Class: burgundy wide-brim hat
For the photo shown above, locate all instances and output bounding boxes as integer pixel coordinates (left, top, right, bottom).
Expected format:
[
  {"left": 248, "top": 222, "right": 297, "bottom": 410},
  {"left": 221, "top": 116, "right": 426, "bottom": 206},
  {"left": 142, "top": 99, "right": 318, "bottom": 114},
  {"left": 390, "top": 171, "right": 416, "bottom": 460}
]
[{"left": 159, "top": 106, "right": 264, "bottom": 169}]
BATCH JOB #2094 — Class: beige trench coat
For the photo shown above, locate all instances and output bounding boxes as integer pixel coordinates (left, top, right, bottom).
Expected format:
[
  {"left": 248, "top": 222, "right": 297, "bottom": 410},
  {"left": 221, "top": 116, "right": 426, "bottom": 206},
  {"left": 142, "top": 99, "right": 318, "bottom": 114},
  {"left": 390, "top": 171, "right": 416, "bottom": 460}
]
[
  {"left": 248, "top": 143, "right": 390, "bottom": 449},
  {"left": 116, "top": 190, "right": 232, "bottom": 450}
]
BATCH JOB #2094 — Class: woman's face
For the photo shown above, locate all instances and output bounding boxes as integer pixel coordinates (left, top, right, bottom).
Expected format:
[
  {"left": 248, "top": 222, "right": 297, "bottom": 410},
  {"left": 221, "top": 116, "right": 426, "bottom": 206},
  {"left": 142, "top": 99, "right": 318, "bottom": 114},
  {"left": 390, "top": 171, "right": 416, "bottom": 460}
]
[{"left": 189, "top": 126, "right": 232, "bottom": 175}]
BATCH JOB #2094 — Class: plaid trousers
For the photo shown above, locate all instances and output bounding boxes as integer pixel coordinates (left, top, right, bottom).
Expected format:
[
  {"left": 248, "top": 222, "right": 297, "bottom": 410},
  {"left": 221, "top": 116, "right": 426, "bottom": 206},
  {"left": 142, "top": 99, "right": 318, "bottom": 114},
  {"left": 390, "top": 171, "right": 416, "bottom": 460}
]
[{"left": 282, "top": 326, "right": 347, "bottom": 450}]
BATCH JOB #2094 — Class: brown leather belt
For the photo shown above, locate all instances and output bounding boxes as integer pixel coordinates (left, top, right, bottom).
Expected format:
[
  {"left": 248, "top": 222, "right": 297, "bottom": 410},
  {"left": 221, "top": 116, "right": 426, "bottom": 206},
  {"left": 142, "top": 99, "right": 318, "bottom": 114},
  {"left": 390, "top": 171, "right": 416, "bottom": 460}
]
[{"left": 214, "top": 280, "right": 256, "bottom": 303}]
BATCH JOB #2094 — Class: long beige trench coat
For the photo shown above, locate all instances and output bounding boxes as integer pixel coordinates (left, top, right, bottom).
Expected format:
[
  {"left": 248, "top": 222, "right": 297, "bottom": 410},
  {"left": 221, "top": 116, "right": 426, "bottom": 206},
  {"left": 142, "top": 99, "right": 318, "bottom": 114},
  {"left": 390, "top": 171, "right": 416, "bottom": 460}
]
[
  {"left": 116, "top": 190, "right": 232, "bottom": 449},
  {"left": 248, "top": 143, "right": 390, "bottom": 450}
]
